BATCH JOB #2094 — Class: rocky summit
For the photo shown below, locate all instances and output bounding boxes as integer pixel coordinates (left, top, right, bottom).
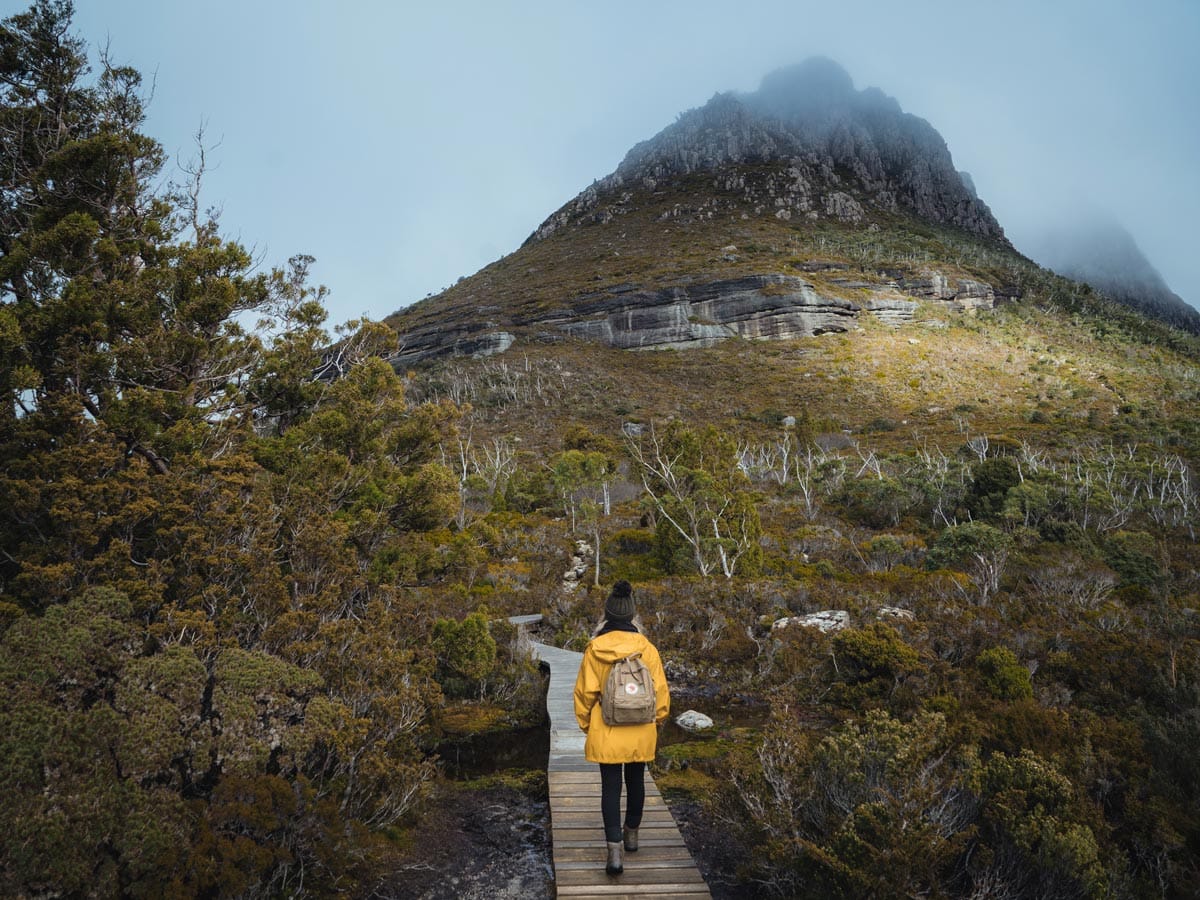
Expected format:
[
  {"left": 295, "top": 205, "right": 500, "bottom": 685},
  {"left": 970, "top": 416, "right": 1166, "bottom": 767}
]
[{"left": 531, "top": 57, "right": 1005, "bottom": 245}]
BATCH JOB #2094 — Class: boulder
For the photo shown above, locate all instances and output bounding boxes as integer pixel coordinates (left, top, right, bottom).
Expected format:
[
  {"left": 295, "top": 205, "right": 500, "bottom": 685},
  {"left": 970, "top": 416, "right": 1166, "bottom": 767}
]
[
  {"left": 878, "top": 606, "right": 915, "bottom": 621},
  {"left": 772, "top": 610, "right": 850, "bottom": 633},
  {"left": 675, "top": 710, "right": 715, "bottom": 733}
]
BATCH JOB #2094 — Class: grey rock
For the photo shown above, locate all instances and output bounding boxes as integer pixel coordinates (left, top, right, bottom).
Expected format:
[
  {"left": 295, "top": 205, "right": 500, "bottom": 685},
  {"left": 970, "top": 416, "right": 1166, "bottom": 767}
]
[
  {"left": 823, "top": 191, "right": 864, "bottom": 222},
  {"left": 393, "top": 325, "right": 516, "bottom": 366},
  {"left": 877, "top": 606, "right": 916, "bottom": 621},
  {"left": 863, "top": 295, "right": 919, "bottom": 326},
  {"left": 675, "top": 710, "right": 715, "bottom": 733},
  {"left": 897, "top": 270, "right": 996, "bottom": 311},
  {"left": 792, "top": 260, "right": 849, "bottom": 273},
  {"left": 551, "top": 275, "right": 859, "bottom": 351},
  {"left": 472, "top": 331, "right": 515, "bottom": 357},
  {"left": 772, "top": 610, "right": 851, "bottom": 633}
]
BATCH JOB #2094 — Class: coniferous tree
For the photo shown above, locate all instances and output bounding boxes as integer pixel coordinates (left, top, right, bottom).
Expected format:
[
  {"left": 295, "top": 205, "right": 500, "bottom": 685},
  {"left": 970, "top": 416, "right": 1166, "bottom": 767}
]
[{"left": 0, "top": 5, "right": 463, "bottom": 894}]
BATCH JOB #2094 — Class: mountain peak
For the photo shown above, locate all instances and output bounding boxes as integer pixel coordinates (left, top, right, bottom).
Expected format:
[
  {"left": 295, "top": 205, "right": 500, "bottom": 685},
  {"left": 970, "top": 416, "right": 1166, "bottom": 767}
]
[{"left": 531, "top": 58, "right": 1006, "bottom": 245}]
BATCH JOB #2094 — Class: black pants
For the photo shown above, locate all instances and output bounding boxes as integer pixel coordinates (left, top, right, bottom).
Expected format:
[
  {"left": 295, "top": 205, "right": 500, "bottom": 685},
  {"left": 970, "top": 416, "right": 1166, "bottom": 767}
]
[{"left": 599, "top": 761, "right": 645, "bottom": 843}]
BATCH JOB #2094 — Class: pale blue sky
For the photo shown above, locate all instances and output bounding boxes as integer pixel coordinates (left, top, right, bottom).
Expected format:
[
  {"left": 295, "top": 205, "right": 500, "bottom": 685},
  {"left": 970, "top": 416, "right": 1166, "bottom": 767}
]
[{"left": 59, "top": 0, "right": 1200, "bottom": 325}]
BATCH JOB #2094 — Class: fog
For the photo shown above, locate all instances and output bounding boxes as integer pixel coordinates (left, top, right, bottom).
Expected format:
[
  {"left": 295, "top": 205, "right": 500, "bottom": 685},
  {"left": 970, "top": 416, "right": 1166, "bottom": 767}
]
[{"left": 72, "top": 0, "right": 1200, "bottom": 325}]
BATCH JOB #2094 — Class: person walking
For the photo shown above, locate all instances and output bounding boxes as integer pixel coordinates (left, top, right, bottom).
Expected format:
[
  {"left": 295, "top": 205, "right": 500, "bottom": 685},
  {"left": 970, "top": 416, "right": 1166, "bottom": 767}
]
[{"left": 572, "top": 580, "right": 670, "bottom": 876}]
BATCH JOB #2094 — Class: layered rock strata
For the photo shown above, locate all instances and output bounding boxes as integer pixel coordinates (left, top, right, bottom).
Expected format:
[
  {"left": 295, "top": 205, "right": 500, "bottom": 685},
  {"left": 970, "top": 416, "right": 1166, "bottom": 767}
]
[
  {"left": 547, "top": 275, "right": 858, "bottom": 350},
  {"left": 391, "top": 269, "right": 997, "bottom": 364}
]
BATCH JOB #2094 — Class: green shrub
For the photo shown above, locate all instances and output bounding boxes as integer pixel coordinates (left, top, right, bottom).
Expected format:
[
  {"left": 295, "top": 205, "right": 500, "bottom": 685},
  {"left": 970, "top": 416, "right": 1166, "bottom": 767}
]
[
  {"left": 839, "top": 476, "right": 914, "bottom": 528},
  {"left": 833, "top": 623, "right": 924, "bottom": 694},
  {"left": 608, "top": 528, "right": 656, "bottom": 555},
  {"left": 968, "top": 456, "right": 1021, "bottom": 519},
  {"left": 432, "top": 612, "right": 497, "bottom": 698},
  {"left": 976, "top": 646, "right": 1033, "bottom": 700},
  {"left": 864, "top": 416, "right": 899, "bottom": 432},
  {"left": 1102, "top": 530, "right": 1162, "bottom": 592}
]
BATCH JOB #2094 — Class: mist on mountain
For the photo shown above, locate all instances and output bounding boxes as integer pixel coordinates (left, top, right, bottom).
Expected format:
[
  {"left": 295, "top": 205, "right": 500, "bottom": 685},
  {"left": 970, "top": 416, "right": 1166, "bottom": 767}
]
[{"left": 1020, "top": 213, "right": 1200, "bottom": 333}]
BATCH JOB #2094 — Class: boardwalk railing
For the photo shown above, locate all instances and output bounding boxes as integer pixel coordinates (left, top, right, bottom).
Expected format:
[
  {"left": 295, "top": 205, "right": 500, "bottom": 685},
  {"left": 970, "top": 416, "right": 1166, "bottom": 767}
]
[{"left": 510, "top": 615, "right": 711, "bottom": 899}]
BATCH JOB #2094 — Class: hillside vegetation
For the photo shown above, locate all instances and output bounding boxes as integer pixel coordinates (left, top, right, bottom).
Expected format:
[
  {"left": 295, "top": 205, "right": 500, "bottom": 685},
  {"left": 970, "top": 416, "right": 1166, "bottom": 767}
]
[{"left": 2, "top": 4, "right": 1198, "bottom": 899}]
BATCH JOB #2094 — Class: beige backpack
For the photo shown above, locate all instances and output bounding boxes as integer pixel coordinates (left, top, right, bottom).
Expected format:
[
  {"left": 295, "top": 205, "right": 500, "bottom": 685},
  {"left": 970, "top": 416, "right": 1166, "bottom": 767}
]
[{"left": 600, "top": 651, "right": 656, "bottom": 725}]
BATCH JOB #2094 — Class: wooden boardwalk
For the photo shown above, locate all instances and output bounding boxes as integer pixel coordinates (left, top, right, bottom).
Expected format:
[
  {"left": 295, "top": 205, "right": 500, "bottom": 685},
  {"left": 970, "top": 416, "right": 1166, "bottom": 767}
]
[{"left": 510, "top": 615, "right": 711, "bottom": 900}]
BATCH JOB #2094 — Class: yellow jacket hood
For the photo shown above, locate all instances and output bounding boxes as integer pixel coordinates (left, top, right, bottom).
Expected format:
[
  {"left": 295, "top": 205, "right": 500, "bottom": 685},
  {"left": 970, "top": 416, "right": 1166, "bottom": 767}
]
[{"left": 586, "top": 630, "right": 654, "bottom": 664}]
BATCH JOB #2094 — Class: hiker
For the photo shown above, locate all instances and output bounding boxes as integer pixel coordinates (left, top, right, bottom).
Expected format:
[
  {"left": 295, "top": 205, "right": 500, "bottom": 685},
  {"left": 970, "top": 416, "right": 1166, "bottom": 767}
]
[{"left": 572, "top": 580, "right": 670, "bottom": 876}]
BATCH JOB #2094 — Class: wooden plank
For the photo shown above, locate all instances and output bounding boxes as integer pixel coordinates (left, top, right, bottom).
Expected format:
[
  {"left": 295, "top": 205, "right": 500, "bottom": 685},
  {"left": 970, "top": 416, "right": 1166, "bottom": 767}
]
[
  {"left": 554, "top": 857, "right": 700, "bottom": 870},
  {"left": 552, "top": 838, "right": 693, "bottom": 851},
  {"left": 550, "top": 787, "right": 663, "bottom": 799},
  {"left": 549, "top": 791, "right": 663, "bottom": 801},
  {"left": 553, "top": 832, "right": 693, "bottom": 850},
  {"left": 550, "top": 777, "right": 658, "bottom": 788},
  {"left": 549, "top": 801, "right": 667, "bottom": 810},
  {"left": 552, "top": 825, "right": 681, "bottom": 838},
  {"left": 552, "top": 854, "right": 696, "bottom": 868},
  {"left": 556, "top": 885, "right": 711, "bottom": 897},
  {"left": 549, "top": 769, "right": 651, "bottom": 779},
  {"left": 557, "top": 869, "right": 707, "bottom": 886},
  {"left": 552, "top": 811, "right": 677, "bottom": 825}
]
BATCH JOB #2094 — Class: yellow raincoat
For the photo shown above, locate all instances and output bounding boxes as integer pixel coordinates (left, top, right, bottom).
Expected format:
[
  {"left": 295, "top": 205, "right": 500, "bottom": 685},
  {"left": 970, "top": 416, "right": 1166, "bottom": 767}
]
[{"left": 573, "top": 629, "right": 670, "bottom": 763}]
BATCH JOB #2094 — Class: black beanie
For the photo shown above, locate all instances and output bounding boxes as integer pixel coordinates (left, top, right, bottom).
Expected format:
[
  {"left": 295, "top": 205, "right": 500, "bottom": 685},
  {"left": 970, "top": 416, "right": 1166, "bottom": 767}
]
[{"left": 604, "top": 580, "right": 636, "bottom": 620}]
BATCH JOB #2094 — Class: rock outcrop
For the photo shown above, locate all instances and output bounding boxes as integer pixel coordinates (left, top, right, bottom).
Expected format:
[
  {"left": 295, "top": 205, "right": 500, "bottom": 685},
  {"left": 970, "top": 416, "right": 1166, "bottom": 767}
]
[
  {"left": 675, "top": 710, "right": 715, "bottom": 733},
  {"left": 393, "top": 323, "right": 514, "bottom": 367},
  {"left": 390, "top": 267, "right": 998, "bottom": 362},
  {"left": 560, "top": 540, "right": 593, "bottom": 593},
  {"left": 549, "top": 275, "right": 859, "bottom": 350},
  {"left": 772, "top": 610, "right": 851, "bottom": 633}
]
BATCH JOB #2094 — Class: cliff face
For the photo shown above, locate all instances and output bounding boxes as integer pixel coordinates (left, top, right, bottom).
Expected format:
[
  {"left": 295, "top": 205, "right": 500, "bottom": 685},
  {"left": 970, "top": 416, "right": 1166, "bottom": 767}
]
[
  {"left": 530, "top": 58, "right": 1006, "bottom": 245},
  {"left": 389, "top": 268, "right": 1005, "bottom": 366}
]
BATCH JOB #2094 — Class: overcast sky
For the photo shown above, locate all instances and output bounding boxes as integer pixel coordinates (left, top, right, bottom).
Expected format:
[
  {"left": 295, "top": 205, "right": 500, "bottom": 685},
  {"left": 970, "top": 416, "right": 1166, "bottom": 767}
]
[{"left": 66, "top": 0, "right": 1200, "bottom": 326}]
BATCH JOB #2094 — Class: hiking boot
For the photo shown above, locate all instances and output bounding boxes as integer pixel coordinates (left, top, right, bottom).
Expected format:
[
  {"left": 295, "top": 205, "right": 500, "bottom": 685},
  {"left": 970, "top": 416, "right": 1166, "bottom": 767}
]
[
  {"left": 623, "top": 826, "right": 639, "bottom": 852},
  {"left": 606, "top": 840, "right": 624, "bottom": 875}
]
